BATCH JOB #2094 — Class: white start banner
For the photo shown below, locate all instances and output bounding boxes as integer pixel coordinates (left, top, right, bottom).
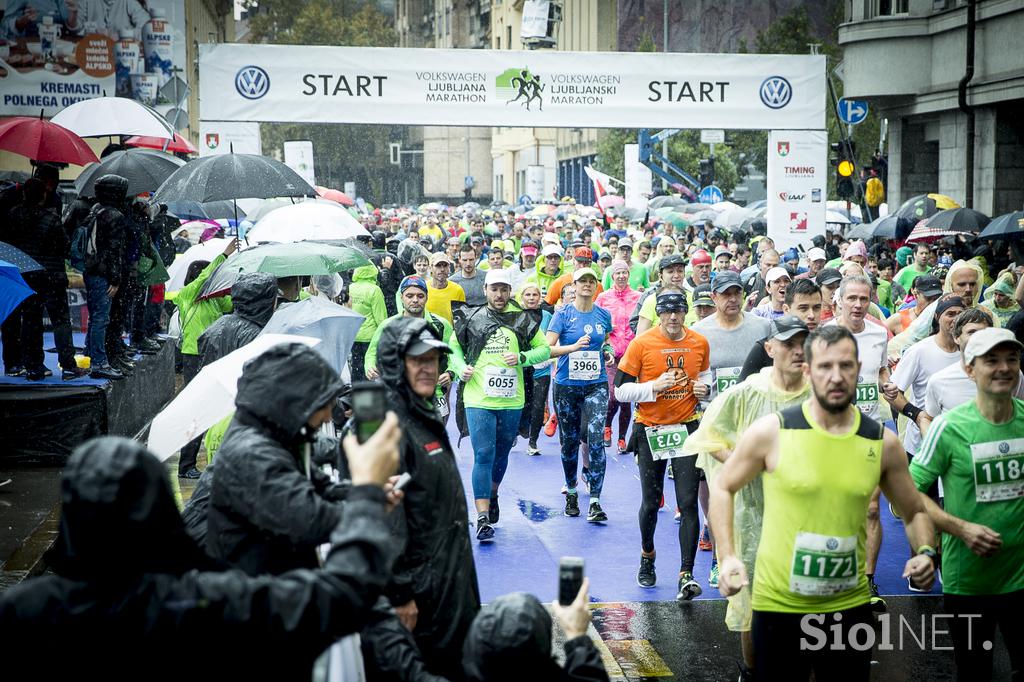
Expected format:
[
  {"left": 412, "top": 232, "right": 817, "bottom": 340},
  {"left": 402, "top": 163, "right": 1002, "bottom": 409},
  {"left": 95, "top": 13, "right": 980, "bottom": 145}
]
[
  {"left": 198, "top": 44, "right": 825, "bottom": 130},
  {"left": 766, "top": 130, "right": 827, "bottom": 253}
]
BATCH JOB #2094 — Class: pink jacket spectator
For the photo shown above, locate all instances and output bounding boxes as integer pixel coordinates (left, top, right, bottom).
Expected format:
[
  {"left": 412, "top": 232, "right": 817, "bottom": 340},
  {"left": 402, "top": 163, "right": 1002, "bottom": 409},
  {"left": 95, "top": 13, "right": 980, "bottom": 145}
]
[{"left": 596, "top": 285, "right": 641, "bottom": 358}]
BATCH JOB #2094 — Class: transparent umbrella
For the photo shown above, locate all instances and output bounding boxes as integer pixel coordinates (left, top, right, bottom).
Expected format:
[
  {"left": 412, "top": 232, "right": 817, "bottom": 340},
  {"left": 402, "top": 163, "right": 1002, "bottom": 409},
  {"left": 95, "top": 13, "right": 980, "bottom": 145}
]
[{"left": 261, "top": 297, "right": 364, "bottom": 373}]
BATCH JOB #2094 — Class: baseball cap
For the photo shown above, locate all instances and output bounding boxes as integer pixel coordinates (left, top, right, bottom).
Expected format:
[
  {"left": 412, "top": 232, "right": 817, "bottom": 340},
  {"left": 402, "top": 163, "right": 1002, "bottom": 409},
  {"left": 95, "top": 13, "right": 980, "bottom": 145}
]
[
  {"left": 484, "top": 268, "right": 513, "bottom": 287},
  {"left": 542, "top": 243, "right": 563, "bottom": 258},
  {"left": 619, "top": 238, "right": 634, "bottom": 249},
  {"left": 844, "top": 240, "right": 869, "bottom": 260},
  {"left": 399, "top": 275, "right": 428, "bottom": 294},
  {"left": 574, "top": 247, "right": 593, "bottom": 261},
  {"left": 710, "top": 270, "right": 743, "bottom": 293},
  {"left": 713, "top": 245, "right": 731, "bottom": 258},
  {"left": 573, "top": 267, "right": 599, "bottom": 283},
  {"left": 655, "top": 292, "right": 688, "bottom": 314},
  {"left": 964, "top": 327, "right": 1024, "bottom": 365},
  {"left": 658, "top": 254, "right": 686, "bottom": 272},
  {"left": 693, "top": 283, "right": 714, "bottom": 307},
  {"left": 520, "top": 243, "right": 538, "bottom": 256},
  {"left": 913, "top": 275, "right": 944, "bottom": 298},
  {"left": 429, "top": 251, "right": 452, "bottom": 267},
  {"left": 691, "top": 249, "right": 712, "bottom": 266},
  {"left": 470, "top": 235, "right": 483, "bottom": 244},
  {"left": 405, "top": 327, "right": 451, "bottom": 357},
  {"left": 816, "top": 268, "right": 842, "bottom": 287},
  {"left": 599, "top": 250, "right": 612, "bottom": 261},
  {"left": 770, "top": 315, "right": 810, "bottom": 341},
  {"left": 807, "top": 247, "right": 827, "bottom": 262},
  {"left": 766, "top": 266, "right": 792, "bottom": 284},
  {"left": 542, "top": 232, "right": 561, "bottom": 245}
]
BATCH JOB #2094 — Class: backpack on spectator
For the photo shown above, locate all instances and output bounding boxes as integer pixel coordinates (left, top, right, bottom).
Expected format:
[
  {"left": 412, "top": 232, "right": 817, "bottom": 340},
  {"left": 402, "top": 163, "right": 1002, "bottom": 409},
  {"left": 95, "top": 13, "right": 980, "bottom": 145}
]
[{"left": 70, "top": 204, "right": 104, "bottom": 273}]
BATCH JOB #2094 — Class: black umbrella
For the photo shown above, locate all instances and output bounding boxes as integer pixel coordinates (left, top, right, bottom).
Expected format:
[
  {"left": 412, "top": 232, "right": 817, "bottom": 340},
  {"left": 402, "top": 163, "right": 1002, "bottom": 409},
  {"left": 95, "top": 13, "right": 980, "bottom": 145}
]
[
  {"left": 75, "top": 148, "right": 185, "bottom": 197},
  {"left": 152, "top": 153, "right": 316, "bottom": 204},
  {"left": 866, "top": 214, "right": 904, "bottom": 240},
  {"left": 924, "top": 208, "right": 990, "bottom": 233},
  {"left": 845, "top": 221, "right": 875, "bottom": 241},
  {"left": 977, "top": 210, "right": 1024, "bottom": 240}
]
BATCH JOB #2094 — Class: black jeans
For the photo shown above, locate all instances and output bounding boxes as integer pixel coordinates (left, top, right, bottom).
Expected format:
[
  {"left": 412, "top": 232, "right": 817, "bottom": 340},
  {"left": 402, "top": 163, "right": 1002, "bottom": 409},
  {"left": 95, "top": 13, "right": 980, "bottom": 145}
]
[
  {"left": 945, "top": 589, "right": 1023, "bottom": 681},
  {"left": 3, "top": 271, "right": 76, "bottom": 371},
  {"left": 350, "top": 340, "right": 369, "bottom": 382},
  {"left": 178, "top": 353, "right": 204, "bottom": 474},
  {"left": 525, "top": 373, "right": 550, "bottom": 443},
  {"left": 635, "top": 420, "right": 700, "bottom": 571},
  {"left": 752, "top": 604, "right": 873, "bottom": 681}
]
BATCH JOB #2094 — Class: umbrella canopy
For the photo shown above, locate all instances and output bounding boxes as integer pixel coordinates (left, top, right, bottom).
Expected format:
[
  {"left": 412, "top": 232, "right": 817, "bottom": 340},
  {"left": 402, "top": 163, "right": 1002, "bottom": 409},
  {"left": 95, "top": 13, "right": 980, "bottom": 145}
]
[
  {"left": 0, "top": 259, "right": 34, "bottom": 325},
  {"left": 717, "top": 206, "right": 752, "bottom": 229},
  {"left": 977, "top": 211, "right": 1024, "bottom": 240},
  {"left": 845, "top": 221, "right": 875, "bottom": 241},
  {"left": 597, "top": 194, "right": 624, "bottom": 210},
  {"left": 165, "top": 238, "right": 233, "bottom": 292},
  {"left": 198, "top": 241, "right": 371, "bottom": 299},
  {"left": 246, "top": 202, "right": 369, "bottom": 244},
  {"left": 906, "top": 221, "right": 974, "bottom": 244},
  {"left": 75, "top": 148, "right": 185, "bottom": 197},
  {"left": 710, "top": 201, "right": 740, "bottom": 212},
  {"left": 51, "top": 97, "right": 175, "bottom": 139},
  {"left": 147, "top": 333, "right": 320, "bottom": 461},
  {"left": 666, "top": 213, "right": 690, "bottom": 229},
  {"left": 825, "top": 210, "right": 851, "bottom": 225},
  {"left": 923, "top": 207, "right": 990, "bottom": 233},
  {"left": 163, "top": 199, "right": 249, "bottom": 221},
  {"left": 617, "top": 206, "right": 647, "bottom": 221},
  {"left": 862, "top": 214, "right": 904, "bottom": 240},
  {"left": 0, "top": 242, "right": 43, "bottom": 273},
  {"left": 315, "top": 186, "right": 355, "bottom": 206},
  {"left": 0, "top": 116, "right": 98, "bottom": 166},
  {"left": 242, "top": 197, "right": 341, "bottom": 225},
  {"left": 152, "top": 154, "right": 316, "bottom": 204},
  {"left": 125, "top": 133, "right": 198, "bottom": 154},
  {"left": 260, "top": 296, "right": 364, "bottom": 373},
  {"left": 648, "top": 195, "right": 688, "bottom": 210},
  {"left": 894, "top": 193, "right": 961, "bottom": 223}
]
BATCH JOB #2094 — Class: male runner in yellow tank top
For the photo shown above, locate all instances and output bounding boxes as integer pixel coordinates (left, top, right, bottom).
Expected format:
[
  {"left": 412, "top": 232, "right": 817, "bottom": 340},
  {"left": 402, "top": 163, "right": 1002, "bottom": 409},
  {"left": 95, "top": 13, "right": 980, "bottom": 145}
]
[{"left": 710, "top": 326, "right": 936, "bottom": 681}]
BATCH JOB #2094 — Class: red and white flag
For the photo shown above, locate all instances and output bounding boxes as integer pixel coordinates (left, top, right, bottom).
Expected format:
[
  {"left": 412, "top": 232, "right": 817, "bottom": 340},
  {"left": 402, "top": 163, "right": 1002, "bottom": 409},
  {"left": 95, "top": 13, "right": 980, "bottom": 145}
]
[{"left": 584, "top": 165, "right": 614, "bottom": 204}]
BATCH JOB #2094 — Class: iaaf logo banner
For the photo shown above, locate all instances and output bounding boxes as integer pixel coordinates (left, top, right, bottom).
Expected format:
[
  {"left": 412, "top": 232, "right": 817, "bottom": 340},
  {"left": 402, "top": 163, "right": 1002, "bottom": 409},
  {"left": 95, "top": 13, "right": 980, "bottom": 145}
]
[
  {"left": 777, "top": 141, "right": 790, "bottom": 156},
  {"left": 779, "top": 191, "right": 805, "bottom": 202}
]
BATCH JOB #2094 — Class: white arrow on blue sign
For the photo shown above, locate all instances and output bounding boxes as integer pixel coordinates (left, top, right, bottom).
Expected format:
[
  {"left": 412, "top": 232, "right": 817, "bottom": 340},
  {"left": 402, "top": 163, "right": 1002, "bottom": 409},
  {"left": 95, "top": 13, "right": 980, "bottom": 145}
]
[
  {"left": 699, "top": 185, "right": 724, "bottom": 204},
  {"left": 838, "top": 98, "right": 869, "bottom": 125}
]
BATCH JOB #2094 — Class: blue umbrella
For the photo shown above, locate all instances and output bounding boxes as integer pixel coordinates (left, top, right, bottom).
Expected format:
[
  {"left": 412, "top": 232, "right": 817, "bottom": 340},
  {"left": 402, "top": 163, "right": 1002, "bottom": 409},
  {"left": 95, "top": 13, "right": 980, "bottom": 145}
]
[
  {"left": 977, "top": 211, "right": 1024, "bottom": 240},
  {"left": 0, "top": 241, "right": 43, "bottom": 273},
  {"left": 0, "top": 259, "right": 34, "bottom": 325}
]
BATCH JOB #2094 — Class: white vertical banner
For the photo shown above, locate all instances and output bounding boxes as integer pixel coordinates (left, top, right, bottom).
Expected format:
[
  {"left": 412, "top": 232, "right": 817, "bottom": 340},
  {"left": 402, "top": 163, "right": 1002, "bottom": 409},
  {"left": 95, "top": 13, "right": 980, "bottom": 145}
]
[
  {"left": 767, "top": 130, "right": 827, "bottom": 253},
  {"left": 526, "top": 165, "right": 546, "bottom": 202},
  {"left": 344, "top": 181, "right": 356, "bottom": 198},
  {"left": 199, "top": 121, "right": 262, "bottom": 156},
  {"left": 284, "top": 140, "right": 316, "bottom": 188},
  {"left": 624, "top": 143, "right": 651, "bottom": 211},
  {"left": 520, "top": 0, "right": 550, "bottom": 39}
]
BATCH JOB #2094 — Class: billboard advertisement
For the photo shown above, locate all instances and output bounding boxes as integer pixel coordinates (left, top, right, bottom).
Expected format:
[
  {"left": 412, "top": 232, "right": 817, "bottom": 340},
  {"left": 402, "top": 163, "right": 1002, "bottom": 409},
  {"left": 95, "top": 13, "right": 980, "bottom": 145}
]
[
  {"left": 0, "top": 0, "right": 187, "bottom": 117},
  {"left": 766, "top": 130, "right": 827, "bottom": 252}
]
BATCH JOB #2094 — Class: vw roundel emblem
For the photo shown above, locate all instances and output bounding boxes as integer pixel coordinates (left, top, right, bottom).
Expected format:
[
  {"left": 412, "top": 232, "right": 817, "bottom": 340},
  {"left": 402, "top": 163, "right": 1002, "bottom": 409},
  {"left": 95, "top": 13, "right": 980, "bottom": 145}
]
[
  {"left": 826, "top": 538, "right": 839, "bottom": 551},
  {"left": 235, "top": 65, "right": 270, "bottom": 100},
  {"left": 760, "top": 76, "right": 792, "bottom": 109}
]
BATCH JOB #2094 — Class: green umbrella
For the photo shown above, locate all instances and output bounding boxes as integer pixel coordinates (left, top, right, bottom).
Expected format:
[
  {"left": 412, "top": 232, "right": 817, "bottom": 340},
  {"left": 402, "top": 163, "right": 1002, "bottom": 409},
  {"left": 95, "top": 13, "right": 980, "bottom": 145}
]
[
  {"left": 653, "top": 206, "right": 676, "bottom": 218},
  {"left": 667, "top": 213, "right": 691, "bottom": 230},
  {"left": 198, "top": 241, "right": 369, "bottom": 299}
]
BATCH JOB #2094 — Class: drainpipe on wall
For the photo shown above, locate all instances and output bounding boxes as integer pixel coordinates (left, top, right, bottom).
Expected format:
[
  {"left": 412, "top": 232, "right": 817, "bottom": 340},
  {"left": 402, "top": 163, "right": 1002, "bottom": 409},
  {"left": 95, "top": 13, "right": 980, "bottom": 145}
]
[{"left": 958, "top": 0, "right": 977, "bottom": 208}]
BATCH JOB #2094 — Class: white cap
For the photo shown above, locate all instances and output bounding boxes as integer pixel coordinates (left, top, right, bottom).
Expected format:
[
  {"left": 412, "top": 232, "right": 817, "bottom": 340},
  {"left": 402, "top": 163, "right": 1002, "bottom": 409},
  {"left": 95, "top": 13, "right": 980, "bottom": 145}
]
[
  {"left": 484, "top": 268, "right": 513, "bottom": 287},
  {"left": 542, "top": 243, "right": 563, "bottom": 257},
  {"left": 572, "top": 267, "right": 599, "bottom": 283},
  {"left": 766, "top": 266, "right": 792, "bottom": 284},
  {"left": 807, "top": 247, "right": 827, "bottom": 262},
  {"left": 964, "top": 328, "right": 1023, "bottom": 365},
  {"left": 542, "top": 232, "right": 561, "bottom": 245}
]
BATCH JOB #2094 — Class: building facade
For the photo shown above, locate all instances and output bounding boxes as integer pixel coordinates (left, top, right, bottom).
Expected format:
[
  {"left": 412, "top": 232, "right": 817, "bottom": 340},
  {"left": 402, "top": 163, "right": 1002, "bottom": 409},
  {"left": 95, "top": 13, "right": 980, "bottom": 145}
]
[{"left": 839, "top": 0, "right": 1024, "bottom": 214}]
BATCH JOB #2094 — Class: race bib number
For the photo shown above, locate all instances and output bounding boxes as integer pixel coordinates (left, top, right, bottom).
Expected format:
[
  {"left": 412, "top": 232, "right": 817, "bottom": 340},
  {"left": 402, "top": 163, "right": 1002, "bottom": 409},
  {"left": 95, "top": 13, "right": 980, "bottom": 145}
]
[
  {"left": 483, "top": 365, "right": 518, "bottom": 399},
  {"left": 435, "top": 393, "right": 449, "bottom": 418},
  {"left": 789, "top": 532, "right": 858, "bottom": 597},
  {"left": 971, "top": 438, "right": 1024, "bottom": 502},
  {"left": 855, "top": 383, "right": 878, "bottom": 405},
  {"left": 645, "top": 424, "right": 689, "bottom": 461},
  {"left": 715, "top": 366, "right": 742, "bottom": 394},
  {"left": 568, "top": 350, "right": 601, "bottom": 381}
]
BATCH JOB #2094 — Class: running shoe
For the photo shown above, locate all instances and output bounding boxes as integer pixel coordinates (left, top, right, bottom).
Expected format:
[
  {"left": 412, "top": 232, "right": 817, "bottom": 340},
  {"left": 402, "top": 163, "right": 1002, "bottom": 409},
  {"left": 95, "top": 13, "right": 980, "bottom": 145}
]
[
  {"left": 564, "top": 492, "right": 580, "bottom": 517},
  {"left": 587, "top": 501, "right": 607, "bottom": 523},
  {"left": 676, "top": 572, "right": 702, "bottom": 602},
  {"left": 5, "top": 365, "right": 25, "bottom": 377},
  {"left": 62, "top": 367, "right": 88, "bottom": 381},
  {"left": 475, "top": 514, "right": 495, "bottom": 542},
  {"left": 488, "top": 496, "right": 499, "bottom": 524},
  {"left": 617, "top": 438, "right": 628, "bottom": 454},
  {"left": 869, "top": 578, "right": 887, "bottom": 612},
  {"left": 674, "top": 507, "right": 681, "bottom": 522},
  {"left": 527, "top": 442, "right": 541, "bottom": 456},
  {"left": 698, "top": 524, "right": 713, "bottom": 551},
  {"left": 709, "top": 563, "right": 719, "bottom": 589},
  {"left": 179, "top": 467, "right": 202, "bottom": 480},
  {"left": 637, "top": 555, "right": 656, "bottom": 588},
  {"left": 603, "top": 426, "right": 612, "bottom": 448},
  {"left": 544, "top": 415, "right": 558, "bottom": 437}
]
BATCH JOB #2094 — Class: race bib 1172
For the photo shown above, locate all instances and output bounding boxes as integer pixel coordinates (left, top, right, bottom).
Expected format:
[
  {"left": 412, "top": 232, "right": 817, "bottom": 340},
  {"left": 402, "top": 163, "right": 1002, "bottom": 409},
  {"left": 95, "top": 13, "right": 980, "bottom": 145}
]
[{"left": 789, "top": 532, "right": 858, "bottom": 597}]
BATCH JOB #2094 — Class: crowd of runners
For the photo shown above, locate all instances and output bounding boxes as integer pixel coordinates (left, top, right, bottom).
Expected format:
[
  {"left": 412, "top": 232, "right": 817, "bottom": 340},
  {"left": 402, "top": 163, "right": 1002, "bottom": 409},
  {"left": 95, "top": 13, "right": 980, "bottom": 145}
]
[{"left": 347, "top": 201, "right": 1023, "bottom": 681}]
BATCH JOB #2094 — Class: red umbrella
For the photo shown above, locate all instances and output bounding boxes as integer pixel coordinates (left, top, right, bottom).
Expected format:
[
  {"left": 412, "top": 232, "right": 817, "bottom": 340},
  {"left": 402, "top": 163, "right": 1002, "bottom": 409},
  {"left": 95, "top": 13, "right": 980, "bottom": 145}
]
[
  {"left": 315, "top": 185, "right": 355, "bottom": 206},
  {"left": 125, "top": 133, "right": 198, "bottom": 154},
  {"left": 0, "top": 115, "right": 98, "bottom": 166}
]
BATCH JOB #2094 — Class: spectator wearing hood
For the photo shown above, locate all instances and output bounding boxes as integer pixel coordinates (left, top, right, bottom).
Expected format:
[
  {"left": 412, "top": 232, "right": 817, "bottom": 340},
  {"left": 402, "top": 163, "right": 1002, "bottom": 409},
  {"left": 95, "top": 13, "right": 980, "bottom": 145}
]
[
  {"left": 462, "top": 581, "right": 608, "bottom": 682},
  {"left": 0, "top": 426, "right": 401, "bottom": 681},
  {"left": 350, "top": 262, "right": 389, "bottom": 381},
  {"left": 198, "top": 273, "right": 278, "bottom": 367},
  {"left": 375, "top": 317, "right": 481, "bottom": 679},
  {"left": 891, "top": 258, "right": 988, "bottom": 357},
  {"left": 205, "top": 343, "right": 351, "bottom": 575}
]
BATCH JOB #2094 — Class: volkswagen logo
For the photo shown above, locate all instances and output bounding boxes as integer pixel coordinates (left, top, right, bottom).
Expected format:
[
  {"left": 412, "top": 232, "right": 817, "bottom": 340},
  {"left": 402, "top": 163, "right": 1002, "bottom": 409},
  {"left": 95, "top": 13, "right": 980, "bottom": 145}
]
[
  {"left": 760, "top": 76, "right": 792, "bottom": 109},
  {"left": 235, "top": 65, "right": 270, "bottom": 100},
  {"left": 826, "top": 538, "right": 839, "bottom": 551}
]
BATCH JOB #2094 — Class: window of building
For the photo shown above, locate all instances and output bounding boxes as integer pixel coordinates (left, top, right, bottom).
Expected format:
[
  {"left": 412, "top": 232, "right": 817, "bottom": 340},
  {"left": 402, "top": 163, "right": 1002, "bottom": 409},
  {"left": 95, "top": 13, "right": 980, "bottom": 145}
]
[
  {"left": 445, "top": 8, "right": 451, "bottom": 35},
  {"left": 506, "top": 26, "right": 512, "bottom": 49},
  {"left": 872, "top": 0, "right": 909, "bottom": 16}
]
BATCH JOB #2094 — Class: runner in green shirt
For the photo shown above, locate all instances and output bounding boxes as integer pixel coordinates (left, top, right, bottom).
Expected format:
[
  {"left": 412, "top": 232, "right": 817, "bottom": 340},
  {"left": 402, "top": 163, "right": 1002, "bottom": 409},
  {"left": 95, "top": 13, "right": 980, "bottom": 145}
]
[
  {"left": 893, "top": 243, "right": 932, "bottom": 292},
  {"left": 909, "top": 327, "right": 1024, "bottom": 680}
]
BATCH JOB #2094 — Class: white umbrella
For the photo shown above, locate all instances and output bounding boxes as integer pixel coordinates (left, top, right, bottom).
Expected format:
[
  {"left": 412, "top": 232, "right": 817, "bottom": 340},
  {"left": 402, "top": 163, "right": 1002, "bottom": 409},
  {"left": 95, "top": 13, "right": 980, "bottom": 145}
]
[
  {"left": 710, "top": 200, "right": 741, "bottom": 212},
  {"left": 718, "top": 206, "right": 752, "bottom": 229},
  {"left": 260, "top": 296, "right": 364, "bottom": 373},
  {"left": 243, "top": 197, "right": 342, "bottom": 224},
  {"left": 147, "top": 334, "right": 320, "bottom": 461},
  {"left": 165, "top": 238, "right": 232, "bottom": 292},
  {"left": 825, "top": 210, "right": 852, "bottom": 225},
  {"left": 51, "top": 97, "right": 175, "bottom": 139},
  {"left": 246, "top": 201, "right": 369, "bottom": 244}
]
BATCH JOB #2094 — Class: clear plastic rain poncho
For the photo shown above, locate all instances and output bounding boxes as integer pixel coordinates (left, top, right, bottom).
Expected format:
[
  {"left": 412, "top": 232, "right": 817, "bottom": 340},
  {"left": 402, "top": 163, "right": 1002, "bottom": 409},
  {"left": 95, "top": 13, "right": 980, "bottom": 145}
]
[{"left": 684, "top": 367, "right": 809, "bottom": 631}]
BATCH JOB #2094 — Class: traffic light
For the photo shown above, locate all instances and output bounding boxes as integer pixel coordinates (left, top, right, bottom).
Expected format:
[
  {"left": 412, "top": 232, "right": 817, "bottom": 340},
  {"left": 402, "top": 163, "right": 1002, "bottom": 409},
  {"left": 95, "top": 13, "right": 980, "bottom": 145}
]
[
  {"left": 831, "top": 140, "right": 856, "bottom": 200},
  {"left": 698, "top": 157, "right": 715, "bottom": 188}
]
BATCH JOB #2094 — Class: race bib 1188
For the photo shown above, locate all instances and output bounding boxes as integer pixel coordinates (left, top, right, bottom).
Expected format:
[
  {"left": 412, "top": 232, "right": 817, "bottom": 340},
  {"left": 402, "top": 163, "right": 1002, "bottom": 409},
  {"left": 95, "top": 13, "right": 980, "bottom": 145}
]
[{"left": 971, "top": 438, "right": 1024, "bottom": 502}]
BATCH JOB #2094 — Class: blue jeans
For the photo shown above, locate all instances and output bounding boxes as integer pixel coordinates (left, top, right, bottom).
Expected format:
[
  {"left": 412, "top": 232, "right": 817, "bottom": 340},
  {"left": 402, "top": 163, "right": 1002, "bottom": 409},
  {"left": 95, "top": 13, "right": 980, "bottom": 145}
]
[
  {"left": 85, "top": 275, "right": 111, "bottom": 367},
  {"left": 465, "top": 407, "right": 521, "bottom": 500},
  {"left": 553, "top": 382, "right": 608, "bottom": 497}
]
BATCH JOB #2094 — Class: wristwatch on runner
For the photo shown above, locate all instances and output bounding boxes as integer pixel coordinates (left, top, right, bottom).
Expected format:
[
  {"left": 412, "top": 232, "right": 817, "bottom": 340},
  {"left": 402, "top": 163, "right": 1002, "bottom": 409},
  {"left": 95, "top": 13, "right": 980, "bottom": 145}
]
[{"left": 916, "top": 544, "right": 938, "bottom": 566}]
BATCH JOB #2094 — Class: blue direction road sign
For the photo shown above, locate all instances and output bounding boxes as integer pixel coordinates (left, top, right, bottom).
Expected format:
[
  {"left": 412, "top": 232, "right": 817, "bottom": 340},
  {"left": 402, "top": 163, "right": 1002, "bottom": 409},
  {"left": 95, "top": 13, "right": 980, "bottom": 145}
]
[
  {"left": 699, "top": 185, "right": 723, "bottom": 204},
  {"left": 838, "top": 98, "right": 869, "bottom": 125}
]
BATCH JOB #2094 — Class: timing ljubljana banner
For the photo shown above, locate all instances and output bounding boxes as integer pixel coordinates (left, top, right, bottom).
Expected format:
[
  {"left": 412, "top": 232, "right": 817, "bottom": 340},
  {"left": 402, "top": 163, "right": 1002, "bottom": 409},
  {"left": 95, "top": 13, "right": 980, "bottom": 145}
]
[
  {"left": 0, "top": 0, "right": 187, "bottom": 116},
  {"left": 766, "top": 130, "right": 827, "bottom": 252},
  {"left": 199, "top": 44, "right": 825, "bottom": 130}
]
